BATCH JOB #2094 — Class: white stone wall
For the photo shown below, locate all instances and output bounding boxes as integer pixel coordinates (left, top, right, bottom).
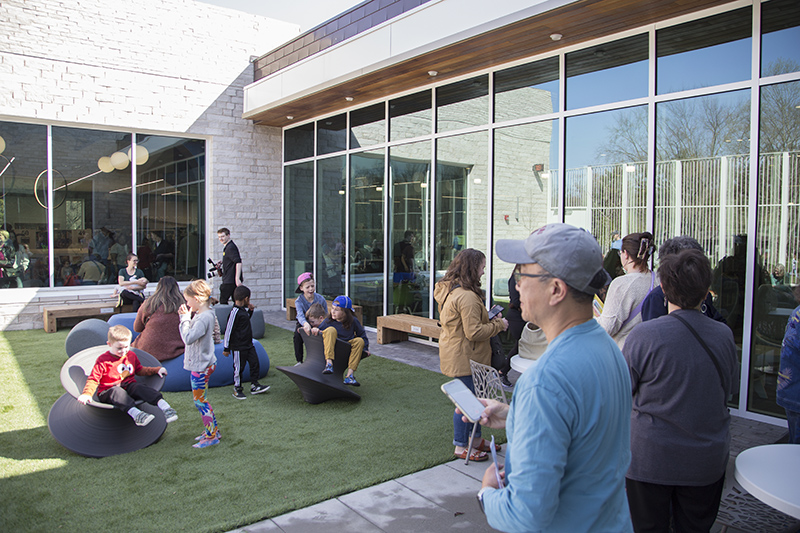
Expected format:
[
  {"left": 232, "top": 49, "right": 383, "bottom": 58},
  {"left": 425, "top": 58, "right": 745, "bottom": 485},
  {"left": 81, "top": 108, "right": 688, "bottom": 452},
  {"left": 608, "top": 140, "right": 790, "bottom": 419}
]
[{"left": 0, "top": 0, "right": 299, "bottom": 330}]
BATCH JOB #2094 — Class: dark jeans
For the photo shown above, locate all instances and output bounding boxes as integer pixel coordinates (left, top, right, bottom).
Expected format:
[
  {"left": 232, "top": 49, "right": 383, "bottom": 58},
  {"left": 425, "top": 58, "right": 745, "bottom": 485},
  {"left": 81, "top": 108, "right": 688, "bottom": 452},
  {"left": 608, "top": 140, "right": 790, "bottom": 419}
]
[
  {"left": 453, "top": 374, "right": 480, "bottom": 447},
  {"left": 120, "top": 289, "right": 145, "bottom": 311},
  {"left": 220, "top": 283, "right": 235, "bottom": 304},
  {"left": 626, "top": 475, "right": 725, "bottom": 533},
  {"left": 97, "top": 380, "right": 162, "bottom": 411},
  {"left": 293, "top": 323, "right": 305, "bottom": 363}
]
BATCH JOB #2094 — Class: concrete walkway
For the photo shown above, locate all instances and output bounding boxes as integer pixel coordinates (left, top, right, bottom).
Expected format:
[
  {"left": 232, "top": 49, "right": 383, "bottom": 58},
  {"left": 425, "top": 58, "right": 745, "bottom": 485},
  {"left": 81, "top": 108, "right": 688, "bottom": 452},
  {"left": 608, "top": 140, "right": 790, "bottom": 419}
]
[{"left": 229, "top": 310, "right": 796, "bottom": 533}]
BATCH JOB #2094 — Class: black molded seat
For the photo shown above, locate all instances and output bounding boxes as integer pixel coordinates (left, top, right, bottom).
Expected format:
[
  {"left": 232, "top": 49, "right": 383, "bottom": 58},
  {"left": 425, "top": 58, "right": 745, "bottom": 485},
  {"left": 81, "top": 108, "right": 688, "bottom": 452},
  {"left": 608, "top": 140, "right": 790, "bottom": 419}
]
[
  {"left": 48, "top": 345, "right": 167, "bottom": 457},
  {"left": 277, "top": 329, "right": 368, "bottom": 404}
]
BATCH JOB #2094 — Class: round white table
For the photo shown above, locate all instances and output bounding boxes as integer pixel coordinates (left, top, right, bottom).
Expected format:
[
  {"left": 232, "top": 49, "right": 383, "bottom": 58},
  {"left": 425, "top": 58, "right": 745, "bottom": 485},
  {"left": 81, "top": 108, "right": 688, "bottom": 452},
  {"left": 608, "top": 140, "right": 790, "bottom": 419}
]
[
  {"left": 510, "top": 355, "right": 539, "bottom": 374},
  {"left": 734, "top": 444, "right": 800, "bottom": 519}
]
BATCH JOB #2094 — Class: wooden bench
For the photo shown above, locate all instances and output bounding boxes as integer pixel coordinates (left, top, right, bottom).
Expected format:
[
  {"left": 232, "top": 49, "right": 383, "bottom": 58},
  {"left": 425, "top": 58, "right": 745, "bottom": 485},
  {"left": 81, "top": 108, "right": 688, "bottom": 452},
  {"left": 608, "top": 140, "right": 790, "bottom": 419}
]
[
  {"left": 44, "top": 301, "right": 120, "bottom": 333},
  {"left": 286, "top": 297, "right": 364, "bottom": 325},
  {"left": 376, "top": 314, "right": 441, "bottom": 344}
]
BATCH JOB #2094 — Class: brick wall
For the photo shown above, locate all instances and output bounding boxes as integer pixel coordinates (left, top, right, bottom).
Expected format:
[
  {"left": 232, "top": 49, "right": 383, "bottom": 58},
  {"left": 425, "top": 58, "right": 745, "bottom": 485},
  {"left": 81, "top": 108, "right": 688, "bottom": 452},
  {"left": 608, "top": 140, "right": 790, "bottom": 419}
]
[{"left": 0, "top": 0, "right": 299, "bottom": 329}]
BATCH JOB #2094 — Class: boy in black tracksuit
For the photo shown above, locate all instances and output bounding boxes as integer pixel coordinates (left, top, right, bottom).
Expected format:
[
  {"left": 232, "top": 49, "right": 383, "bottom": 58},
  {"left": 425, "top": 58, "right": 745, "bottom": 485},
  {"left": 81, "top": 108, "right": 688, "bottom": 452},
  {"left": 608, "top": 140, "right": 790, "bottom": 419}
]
[{"left": 224, "top": 285, "right": 269, "bottom": 400}]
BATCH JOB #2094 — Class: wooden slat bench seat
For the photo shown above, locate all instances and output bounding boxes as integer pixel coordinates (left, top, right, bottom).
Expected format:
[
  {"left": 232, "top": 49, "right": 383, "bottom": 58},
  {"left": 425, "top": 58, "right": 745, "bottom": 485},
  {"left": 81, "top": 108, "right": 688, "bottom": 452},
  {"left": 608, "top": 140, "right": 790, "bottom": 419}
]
[
  {"left": 44, "top": 301, "right": 119, "bottom": 333},
  {"left": 285, "top": 297, "right": 364, "bottom": 325},
  {"left": 376, "top": 314, "right": 441, "bottom": 344}
]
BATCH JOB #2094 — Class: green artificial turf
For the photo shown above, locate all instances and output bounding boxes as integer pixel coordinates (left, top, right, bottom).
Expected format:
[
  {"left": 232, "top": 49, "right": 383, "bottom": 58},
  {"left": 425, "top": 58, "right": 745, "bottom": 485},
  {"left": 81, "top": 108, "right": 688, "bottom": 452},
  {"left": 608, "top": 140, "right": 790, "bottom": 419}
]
[{"left": 0, "top": 324, "right": 504, "bottom": 532}]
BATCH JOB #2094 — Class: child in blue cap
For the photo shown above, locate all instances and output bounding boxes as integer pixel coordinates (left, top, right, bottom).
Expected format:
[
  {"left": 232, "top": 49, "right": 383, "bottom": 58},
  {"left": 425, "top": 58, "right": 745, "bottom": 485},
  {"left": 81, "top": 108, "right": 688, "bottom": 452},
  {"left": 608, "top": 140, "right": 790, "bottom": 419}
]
[{"left": 319, "top": 295, "right": 369, "bottom": 386}]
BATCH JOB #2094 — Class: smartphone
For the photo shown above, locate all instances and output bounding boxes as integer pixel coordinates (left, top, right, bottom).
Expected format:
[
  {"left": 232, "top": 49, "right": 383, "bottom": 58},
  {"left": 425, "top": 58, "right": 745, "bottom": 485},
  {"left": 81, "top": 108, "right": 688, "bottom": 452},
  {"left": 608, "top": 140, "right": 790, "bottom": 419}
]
[
  {"left": 441, "top": 379, "right": 485, "bottom": 423},
  {"left": 488, "top": 304, "right": 504, "bottom": 320},
  {"left": 490, "top": 435, "right": 504, "bottom": 488}
]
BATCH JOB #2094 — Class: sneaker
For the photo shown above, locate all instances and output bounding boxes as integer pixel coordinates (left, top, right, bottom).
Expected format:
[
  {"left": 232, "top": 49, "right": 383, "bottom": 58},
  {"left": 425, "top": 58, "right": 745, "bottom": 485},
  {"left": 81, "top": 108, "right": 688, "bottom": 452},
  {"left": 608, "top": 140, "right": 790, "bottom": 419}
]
[
  {"left": 343, "top": 374, "right": 360, "bottom": 386},
  {"left": 500, "top": 374, "right": 513, "bottom": 390},
  {"left": 322, "top": 361, "right": 334, "bottom": 374},
  {"left": 192, "top": 436, "right": 220, "bottom": 449},
  {"left": 195, "top": 430, "right": 221, "bottom": 441},
  {"left": 294, "top": 361, "right": 303, "bottom": 366},
  {"left": 133, "top": 411, "right": 155, "bottom": 427},
  {"left": 232, "top": 389, "right": 247, "bottom": 400},
  {"left": 250, "top": 383, "right": 270, "bottom": 395},
  {"left": 163, "top": 407, "right": 178, "bottom": 423}
]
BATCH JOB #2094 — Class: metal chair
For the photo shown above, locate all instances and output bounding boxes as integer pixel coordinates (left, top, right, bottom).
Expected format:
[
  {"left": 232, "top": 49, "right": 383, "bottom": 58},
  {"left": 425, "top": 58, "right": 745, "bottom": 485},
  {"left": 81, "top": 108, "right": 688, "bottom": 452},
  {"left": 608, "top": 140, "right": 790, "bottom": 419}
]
[{"left": 464, "top": 360, "right": 509, "bottom": 464}]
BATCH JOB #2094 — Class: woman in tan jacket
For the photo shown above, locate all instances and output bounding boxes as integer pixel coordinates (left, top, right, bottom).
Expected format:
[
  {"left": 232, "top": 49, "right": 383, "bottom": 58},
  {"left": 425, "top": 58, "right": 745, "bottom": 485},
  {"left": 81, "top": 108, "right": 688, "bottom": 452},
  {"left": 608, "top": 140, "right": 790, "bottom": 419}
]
[{"left": 434, "top": 248, "right": 508, "bottom": 461}]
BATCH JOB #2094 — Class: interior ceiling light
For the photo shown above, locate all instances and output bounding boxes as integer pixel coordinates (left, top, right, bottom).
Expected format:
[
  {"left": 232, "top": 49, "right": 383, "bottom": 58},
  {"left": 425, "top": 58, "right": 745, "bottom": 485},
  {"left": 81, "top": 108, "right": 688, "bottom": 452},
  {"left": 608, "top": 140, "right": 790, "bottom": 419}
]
[
  {"left": 286, "top": 115, "right": 294, "bottom": 120},
  {"left": 428, "top": 70, "right": 438, "bottom": 77},
  {"left": 345, "top": 96, "right": 354, "bottom": 102},
  {"left": 550, "top": 33, "right": 563, "bottom": 41}
]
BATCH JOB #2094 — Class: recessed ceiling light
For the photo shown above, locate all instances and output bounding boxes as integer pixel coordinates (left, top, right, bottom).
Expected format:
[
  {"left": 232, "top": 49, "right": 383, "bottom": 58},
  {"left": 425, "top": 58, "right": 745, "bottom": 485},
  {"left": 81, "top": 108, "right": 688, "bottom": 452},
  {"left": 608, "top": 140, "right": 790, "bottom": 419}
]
[
  {"left": 428, "top": 70, "right": 438, "bottom": 77},
  {"left": 550, "top": 33, "right": 563, "bottom": 41},
  {"left": 286, "top": 115, "right": 294, "bottom": 120},
  {"left": 345, "top": 96, "right": 354, "bottom": 102}
]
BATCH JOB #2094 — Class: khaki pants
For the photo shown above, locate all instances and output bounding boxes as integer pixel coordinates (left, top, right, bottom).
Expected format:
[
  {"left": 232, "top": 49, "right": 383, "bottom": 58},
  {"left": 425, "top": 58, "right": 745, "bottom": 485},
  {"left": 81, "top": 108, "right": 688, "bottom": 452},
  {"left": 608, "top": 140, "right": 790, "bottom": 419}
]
[{"left": 322, "top": 327, "right": 364, "bottom": 372}]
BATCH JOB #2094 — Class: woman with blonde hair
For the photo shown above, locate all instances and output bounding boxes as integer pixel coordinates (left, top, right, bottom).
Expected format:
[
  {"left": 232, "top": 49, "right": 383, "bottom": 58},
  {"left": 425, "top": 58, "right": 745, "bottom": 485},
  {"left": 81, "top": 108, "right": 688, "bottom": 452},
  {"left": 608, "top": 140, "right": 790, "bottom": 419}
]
[
  {"left": 598, "top": 231, "right": 657, "bottom": 348},
  {"left": 132, "top": 276, "right": 185, "bottom": 361},
  {"left": 434, "top": 248, "right": 508, "bottom": 462}
]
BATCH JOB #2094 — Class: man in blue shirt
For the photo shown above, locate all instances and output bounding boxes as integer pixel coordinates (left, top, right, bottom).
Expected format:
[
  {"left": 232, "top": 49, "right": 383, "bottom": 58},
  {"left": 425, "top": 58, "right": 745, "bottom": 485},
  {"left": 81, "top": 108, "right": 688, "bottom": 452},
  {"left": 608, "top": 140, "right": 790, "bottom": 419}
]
[{"left": 478, "top": 223, "right": 633, "bottom": 532}]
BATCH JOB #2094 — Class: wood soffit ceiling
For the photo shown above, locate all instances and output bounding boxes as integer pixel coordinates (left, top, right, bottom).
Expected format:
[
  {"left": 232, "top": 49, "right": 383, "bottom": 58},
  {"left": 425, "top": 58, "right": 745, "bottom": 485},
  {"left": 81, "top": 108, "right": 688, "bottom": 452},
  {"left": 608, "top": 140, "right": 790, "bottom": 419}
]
[{"left": 248, "top": 0, "right": 734, "bottom": 127}]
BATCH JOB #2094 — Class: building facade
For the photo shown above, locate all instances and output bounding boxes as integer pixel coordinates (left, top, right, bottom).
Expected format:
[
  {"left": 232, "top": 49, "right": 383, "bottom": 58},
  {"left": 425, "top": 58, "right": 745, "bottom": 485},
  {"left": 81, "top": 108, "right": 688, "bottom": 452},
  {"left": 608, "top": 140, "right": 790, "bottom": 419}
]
[
  {"left": 244, "top": 0, "right": 800, "bottom": 423},
  {"left": 0, "top": 0, "right": 297, "bottom": 327}
]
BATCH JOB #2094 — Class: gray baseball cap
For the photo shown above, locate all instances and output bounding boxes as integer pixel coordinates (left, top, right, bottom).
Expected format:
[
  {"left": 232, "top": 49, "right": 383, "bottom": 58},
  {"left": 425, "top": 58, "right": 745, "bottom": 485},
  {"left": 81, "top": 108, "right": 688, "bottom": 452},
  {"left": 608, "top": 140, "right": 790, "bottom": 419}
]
[{"left": 496, "top": 223, "right": 611, "bottom": 295}]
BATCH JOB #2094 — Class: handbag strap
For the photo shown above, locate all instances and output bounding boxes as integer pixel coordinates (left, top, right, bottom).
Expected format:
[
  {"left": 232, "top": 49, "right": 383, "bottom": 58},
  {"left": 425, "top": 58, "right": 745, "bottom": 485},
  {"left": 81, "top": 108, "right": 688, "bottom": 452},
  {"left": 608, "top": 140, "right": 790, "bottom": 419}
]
[
  {"left": 670, "top": 312, "right": 726, "bottom": 396},
  {"left": 621, "top": 271, "right": 656, "bottom": 330}
]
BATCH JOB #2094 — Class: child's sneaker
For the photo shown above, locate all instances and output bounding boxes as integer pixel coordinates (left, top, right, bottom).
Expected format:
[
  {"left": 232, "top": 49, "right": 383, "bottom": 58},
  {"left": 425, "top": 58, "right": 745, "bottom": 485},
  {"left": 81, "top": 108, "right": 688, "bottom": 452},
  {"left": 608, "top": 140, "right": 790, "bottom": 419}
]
[
  {"left": 163, "top": 407, "right": 178, "bottom": 423},
  {"left": 195, "top": 430, "right": 221, "bottom": 441},
  {"left": 322, "top": 361, "right": 334, "bottom": 374},
  {"left": 192, "top": 436, "right": 220, "bottom": 448},
  {"left": 232, "top": 389, "right": 247, "bottom": 400},
  {"left": 250, "top": 383, "right": 270, "bottom": 395},
  {"left": 133, "top": 411, "right": 155, "bottom": 426},
  {"left": 343, "top": 374, "right": 360, "bottom": 386}
]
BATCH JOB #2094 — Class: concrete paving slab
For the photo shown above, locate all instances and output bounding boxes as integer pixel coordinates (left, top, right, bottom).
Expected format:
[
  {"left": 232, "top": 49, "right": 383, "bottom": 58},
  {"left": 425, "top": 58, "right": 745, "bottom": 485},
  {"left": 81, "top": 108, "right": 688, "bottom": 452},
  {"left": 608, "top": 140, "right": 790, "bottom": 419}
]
[
  {"left": 271, "top": 498, "right": 384, "bottom": 533},
  {"left": 232, "top": 519, "right": 283, "bottom": 533},
  {"left": 394, "top": 463, "right": 487, "bottom": 522},
  {"left": 338, "top": 478, "right": 491, "bottom": 532}
]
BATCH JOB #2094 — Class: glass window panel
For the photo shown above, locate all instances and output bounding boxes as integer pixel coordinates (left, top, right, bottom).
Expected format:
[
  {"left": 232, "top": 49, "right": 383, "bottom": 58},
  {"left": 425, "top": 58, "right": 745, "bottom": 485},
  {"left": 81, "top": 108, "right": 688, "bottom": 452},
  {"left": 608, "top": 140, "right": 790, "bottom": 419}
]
[
  {"left": 136, "top": 136, "right": 204, "bottom": 283},
  {"left": 494, "top": 57, "right": 559, "bottom": 122},
  {"left": 566, "top": 107, "right": 648, "bottom": 244},
  {"left": 284, "top": 162, "right": 314, "bottom": 298},
  {"left": 389, "top": 141, "right": 430, "bottom": 318},
  {"left": 318, "top": 113, "right": 347, "bottom": 155},
  {"left": 350, "top": 150, "right": 385, "bottom": 326},
  {"left": 657, "top": 8, "right": 751, "bottom": 95},
  {"left": 0, "top": 121, "right": 49, "bottom": 287},
  {"left": 655, "top": 90, "right": 750, "bottom": 406},
  {"left": 316, "top": 156, "right": 346, "bottom": 300},
  {"left": 762, "top": 0, "right": 800, "bottom": 77},
  {"left": 751, "top": 80, "right": 800, "bottom": 416},
  {"left": 436, "top": 75, "right": 489, "bottom": 133},
  {"left": 390, "top": 90, "right": 432, "bottom": 142},
  {"left": 284, "top": 123, "right": 314, "bottom": 161},
  {"left": 493, "top": 121, "right": 560, "bottom": 301},
  {"left": 350, "top": 104, "right": 385, "bottom": 149},
  {"left": 435, "top": 132, "right": 489, "bottom": 312},
  {"left": 52, "top": 127, "right": 133, "bottom": 287},
  {"left": 566, "top": 34, "right": 648, "bottom": 110}
]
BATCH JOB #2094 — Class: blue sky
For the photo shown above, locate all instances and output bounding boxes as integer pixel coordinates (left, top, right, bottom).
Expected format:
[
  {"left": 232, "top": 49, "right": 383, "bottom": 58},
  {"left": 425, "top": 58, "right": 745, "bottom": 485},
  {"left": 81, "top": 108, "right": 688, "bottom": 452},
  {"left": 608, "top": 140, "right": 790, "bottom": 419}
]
[{"left": 196, "top": 0, "right": 364, "bottom": 31}]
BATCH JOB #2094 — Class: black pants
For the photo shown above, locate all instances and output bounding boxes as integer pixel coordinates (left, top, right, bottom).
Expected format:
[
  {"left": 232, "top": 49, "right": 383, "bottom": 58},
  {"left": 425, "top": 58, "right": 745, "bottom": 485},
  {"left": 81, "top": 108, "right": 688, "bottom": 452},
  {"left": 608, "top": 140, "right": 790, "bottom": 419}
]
[
  {"left": 97, "top": 381, "right": 162, "bottom": 411},
  {"left": 220, "top": 283, "right": 235, "bottom": 305},
  {"left": 293, "top": 322, "right": 305, "bottom": 363},
  {"left": 626, "top": 475, "right": 726, "bottom": 533},
  {"left": 120, "top": 289, "right": 145, "bottom": 311},
  {"left": 232, "top": 345, "right": 260, "bottom": 391}
]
